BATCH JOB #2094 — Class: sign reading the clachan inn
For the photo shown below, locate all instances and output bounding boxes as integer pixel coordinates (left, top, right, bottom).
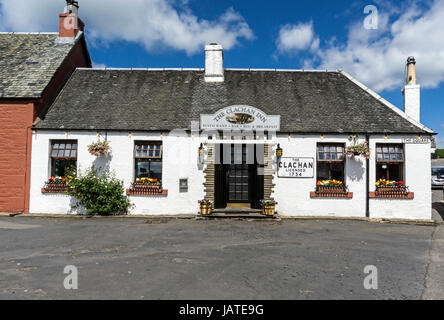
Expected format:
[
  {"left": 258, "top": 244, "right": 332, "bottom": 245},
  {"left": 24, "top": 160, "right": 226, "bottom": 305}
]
[
  {"left": 200, "top": 105, "right": 280, "bottom": 131},
  {"left": 278, "top": 157, "right": 314, "bottom": 178}
]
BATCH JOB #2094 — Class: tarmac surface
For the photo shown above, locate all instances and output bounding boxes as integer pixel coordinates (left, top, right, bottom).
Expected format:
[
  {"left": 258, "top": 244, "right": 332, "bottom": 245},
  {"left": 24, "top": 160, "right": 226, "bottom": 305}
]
[{"left": 0, "top": 208, "right": 442, "bottom": 300}]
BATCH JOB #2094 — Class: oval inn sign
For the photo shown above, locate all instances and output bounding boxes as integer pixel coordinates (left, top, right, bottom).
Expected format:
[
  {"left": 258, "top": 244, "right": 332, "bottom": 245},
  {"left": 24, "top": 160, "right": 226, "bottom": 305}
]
[{"left": 200, "top": 105, "right": 280, "bottom": 131}]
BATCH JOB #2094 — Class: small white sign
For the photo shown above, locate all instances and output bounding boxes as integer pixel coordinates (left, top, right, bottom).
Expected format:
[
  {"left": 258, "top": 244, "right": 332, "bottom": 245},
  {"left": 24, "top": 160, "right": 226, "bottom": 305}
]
[
  {"left": 278, "top": 157, "right": 314, "bottom": 178},
  {"left": 402, "top": 137, "right": 430, "bottom": 144}
]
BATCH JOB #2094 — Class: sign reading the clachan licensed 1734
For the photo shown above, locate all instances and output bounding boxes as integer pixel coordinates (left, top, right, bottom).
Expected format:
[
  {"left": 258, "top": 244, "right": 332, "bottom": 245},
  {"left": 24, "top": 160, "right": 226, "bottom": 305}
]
[{"left": 278, "top": 157, "right": 314, "bottom": 178}]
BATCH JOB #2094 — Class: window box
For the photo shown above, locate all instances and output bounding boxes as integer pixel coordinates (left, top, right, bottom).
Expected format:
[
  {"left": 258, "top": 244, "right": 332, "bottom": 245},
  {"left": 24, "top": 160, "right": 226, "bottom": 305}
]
[
  {"left": 42, "top": 182, "right": 68, "bottom": 194},
  {"left": 126, "top": 182, "right": 168, "bottom": 196},
  {"left": 311, "top": 185, "right": 353, "bottom": 198},
  {"left": 370, "top": 185, "right": 414, "bottom": 199}
]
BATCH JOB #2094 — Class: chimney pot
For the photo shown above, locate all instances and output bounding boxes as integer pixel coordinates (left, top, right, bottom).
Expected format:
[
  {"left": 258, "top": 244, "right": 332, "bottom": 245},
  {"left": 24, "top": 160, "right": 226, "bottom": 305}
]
[{"left": 59, "top": 0, "right": 84, "bottom": 38}]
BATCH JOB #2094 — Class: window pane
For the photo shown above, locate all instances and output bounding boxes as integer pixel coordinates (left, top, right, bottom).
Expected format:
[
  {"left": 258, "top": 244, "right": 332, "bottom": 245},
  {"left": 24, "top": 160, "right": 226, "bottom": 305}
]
[
  {"left": 318, "top": 152, "right": 324, "bottom": 160},
  {"left": 382, "top": 146, "right": 388, "bottom": 153},
  {"left": 377, "top": 154, "right": 383, "bottom": 161},
  {"left": 149, "top": 162, "right": 162, "bottom": 180},
  {"left": 338, "top": 153, "right": 343, "bottom": 160},
  {"left": 326, "top": 153, "right": 331, "bottom": 160},
  {"left": 65, "top": 144, "right": 71, "bottom": 149},
  {"left": 64, "top": 150, "right": 70, "bottom": 157},
  {"left": 384, "top": 154, "right": 389, "bottom": 160},
  {"left": 52, "top": 150, "right": 58, "bottom": 157},
  {"left": 59, "top": 144, "right": 65, "bottom": 149},
  {"left": 324, "top": 146, "right": 330, "bottom": 152},
  {"left": 58, "top": 150, "right": 64, "bottom": 157},
  {"left": 149, "top": 150, "right": 154, "bottom": 157},
  {"left": 397, "top": 154, "right": 402, "bottom": 161},
  {"left": 317, "top": 163, "right": 329, "bottom": 181},
  {"left": 136, "top": 161, "right": 149, "bottom": 178},
  {"left": 331, "top": 153, "right": 337, "bottom": 160},
  {"left": 337, "top": 146, "right": 343, "bottom": 153},
  {"left": 155, "top": 150, "right": 160, "bottom": 157},
  {"left": 72, "top": 144, "right": 77, "bottom": 150},
  {"left": 390, "top": 154, "right": 396, "bottom": 161},
  {"left": 317, "top": 146, "right": 323, "bottom": 152},
  {"left": 376, "top": 146, "right": 382, "bottom": 153},
  {"left": 71, "top": 150, "right": 77, "bottom": 157},
  {"left": 395, "top": 146, "right": 401, "bottom": 152}
]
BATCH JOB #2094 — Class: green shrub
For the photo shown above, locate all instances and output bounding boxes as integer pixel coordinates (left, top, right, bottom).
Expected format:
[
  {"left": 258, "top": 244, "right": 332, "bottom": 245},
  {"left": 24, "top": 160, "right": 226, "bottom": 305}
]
[{"left": 67, "top": 168, "right": 131, "bottom": 215}]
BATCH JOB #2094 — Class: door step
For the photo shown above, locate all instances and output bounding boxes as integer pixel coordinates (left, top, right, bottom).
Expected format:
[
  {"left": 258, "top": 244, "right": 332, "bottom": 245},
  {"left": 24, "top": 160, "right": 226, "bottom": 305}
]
[{"left": 196, "top": 209, "right": 280, "bottom": 220}]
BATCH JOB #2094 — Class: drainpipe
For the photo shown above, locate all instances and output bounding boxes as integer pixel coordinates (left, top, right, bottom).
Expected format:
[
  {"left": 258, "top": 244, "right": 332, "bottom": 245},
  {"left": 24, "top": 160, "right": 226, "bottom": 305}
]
[{"left": 366, "top": 134, "right": 370, "bottom": 218}]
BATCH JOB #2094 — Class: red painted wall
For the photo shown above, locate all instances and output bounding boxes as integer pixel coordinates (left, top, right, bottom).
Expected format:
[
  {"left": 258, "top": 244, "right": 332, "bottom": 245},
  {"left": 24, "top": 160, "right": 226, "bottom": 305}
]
[{"left": 0, "top": 39, "right": 90, "bottom": 213}]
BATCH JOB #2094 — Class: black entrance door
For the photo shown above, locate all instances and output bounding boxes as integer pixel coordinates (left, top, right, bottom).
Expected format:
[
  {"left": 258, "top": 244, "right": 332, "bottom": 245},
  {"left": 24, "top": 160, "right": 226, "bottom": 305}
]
[
  {"left": 214, "top": 144, "right": 264, "bottom": 209},
  {"left": 227, "top": 144, "right": 249, "bottom": 203}
]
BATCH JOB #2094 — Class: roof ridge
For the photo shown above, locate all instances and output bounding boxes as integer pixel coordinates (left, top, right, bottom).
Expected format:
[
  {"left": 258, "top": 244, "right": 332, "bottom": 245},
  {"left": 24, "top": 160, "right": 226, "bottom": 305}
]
[
  {"left": 339, "top": 70, "right": 434, "bottom": 134},
  {"left": 75, "top": 67, "right": 340, "bottom": 72}
]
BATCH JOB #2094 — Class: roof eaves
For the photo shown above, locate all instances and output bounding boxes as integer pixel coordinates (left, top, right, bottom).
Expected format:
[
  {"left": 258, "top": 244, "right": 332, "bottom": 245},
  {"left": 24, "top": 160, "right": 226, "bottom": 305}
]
[{"left": 339, "top": 70, "right": 434, "bottom": 134}]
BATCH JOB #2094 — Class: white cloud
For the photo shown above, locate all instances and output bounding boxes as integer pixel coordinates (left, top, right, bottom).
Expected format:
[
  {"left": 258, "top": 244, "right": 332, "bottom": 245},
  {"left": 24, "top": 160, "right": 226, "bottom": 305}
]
[
  {"left": 0, "top": 0, "right": 254, "bottom": 55},
  {"left": 277, "top": 0, "right": 444, "bottom": 92},
  {"left": 276, "top": 22, "right": 318, "bottom": 53}
]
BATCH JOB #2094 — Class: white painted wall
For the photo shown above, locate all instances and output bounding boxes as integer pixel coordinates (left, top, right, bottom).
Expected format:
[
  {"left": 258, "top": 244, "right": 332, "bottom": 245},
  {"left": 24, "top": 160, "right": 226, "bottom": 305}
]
[
  {"left": 29, "top": 130, "right": 206, "bottom": 215},
  {"left": 273, "top": 134, "right": 368, "bottom": 218},
  {"left": 368, "top": 134, "right": 431, "bottom": 220},
  {"left": 29, "top": 131, "right": 431, "bottom": 220}
]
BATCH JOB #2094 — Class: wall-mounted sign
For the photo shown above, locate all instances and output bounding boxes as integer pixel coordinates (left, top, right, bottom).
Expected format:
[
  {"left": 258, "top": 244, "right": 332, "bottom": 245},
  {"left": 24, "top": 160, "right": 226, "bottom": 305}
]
[
  {"left": 278, "top": 157, "right": 314, "bottom": 178},
  {"left": 402, "top": 137, "right": 430, "bottom": 144},
  {"left": 200, "top": 105, "right": 280, "bottom": 131}
]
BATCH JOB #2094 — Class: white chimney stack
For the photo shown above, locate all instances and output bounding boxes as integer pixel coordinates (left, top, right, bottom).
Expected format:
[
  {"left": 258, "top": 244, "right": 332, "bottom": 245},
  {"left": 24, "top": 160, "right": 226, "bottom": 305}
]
[
  {"left": 403, "top": 56, "right": 420, "bottom": 122},
  {"left": 205, "top": 43, "right": 224, "bottom": 83}
]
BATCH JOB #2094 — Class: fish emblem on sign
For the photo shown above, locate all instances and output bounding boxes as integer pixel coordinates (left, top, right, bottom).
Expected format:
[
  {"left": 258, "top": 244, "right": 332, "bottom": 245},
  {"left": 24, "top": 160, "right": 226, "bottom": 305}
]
[{"left": 226, "top": 113, "right": 255, "bottom": 125}]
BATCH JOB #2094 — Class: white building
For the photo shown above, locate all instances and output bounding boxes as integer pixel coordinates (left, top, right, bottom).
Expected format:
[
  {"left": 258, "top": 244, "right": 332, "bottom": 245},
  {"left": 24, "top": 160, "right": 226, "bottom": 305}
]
[{"left": 29, "top": 45, "right": 434, "bottom": 220}]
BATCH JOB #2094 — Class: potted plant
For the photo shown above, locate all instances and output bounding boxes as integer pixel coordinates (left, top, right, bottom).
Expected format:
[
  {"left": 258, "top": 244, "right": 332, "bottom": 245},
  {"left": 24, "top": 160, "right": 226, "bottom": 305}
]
[
  {"left": 198, "top": 199, "right": 213, "bottom": 215},
  {"left": 130, "top": 177, "right": 163, "bottom": 194},
  {"left": 42, "top": 176, "right": 72, "bottom": 193},
  {"left": 375, "top": 179, "right": 408, "bottom": 196},
  {"left": 88, "top": 140, "right": 111, "bottom": 157},
  {"left": 316, "top": 180, "right": 347, "bottom": 193},
  {"left": 260, "top": 199, "right": 278, "bottom": 216},
  {"left": 346, "top": 141, "right": 370, "bottom": 159}
]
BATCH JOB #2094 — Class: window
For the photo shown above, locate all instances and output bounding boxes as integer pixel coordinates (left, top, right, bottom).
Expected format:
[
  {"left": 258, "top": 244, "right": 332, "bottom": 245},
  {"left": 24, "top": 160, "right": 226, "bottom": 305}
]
[
  {"left": 134, "top": 142, "right": 162, "bottom": 181},
  {"left": 316, "top": 143, "right": 345, "bottom": 181},
  {"left": 376, "top": 144, "right": 404, "bottom": 181},
  {"left": 50, "top": 140, "right": 77, "bottom": 177}
]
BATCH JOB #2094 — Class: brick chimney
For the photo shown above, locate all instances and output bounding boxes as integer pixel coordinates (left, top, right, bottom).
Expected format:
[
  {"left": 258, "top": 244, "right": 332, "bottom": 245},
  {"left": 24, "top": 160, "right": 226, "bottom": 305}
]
[
  {"left": 59, "top": 0, "right": 84, "bottom": 38},
  {"left": 205, "top": 43, "right": 224, "bottom": 83},
  {"left": 403, "top": 56, "right": 421, "bottom": 122}
]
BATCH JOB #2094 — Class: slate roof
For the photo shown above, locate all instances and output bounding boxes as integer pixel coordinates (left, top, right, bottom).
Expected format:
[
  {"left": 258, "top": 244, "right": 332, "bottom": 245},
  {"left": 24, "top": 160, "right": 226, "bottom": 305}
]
[
  {"left": 35, "top": 68, "right": 431, "bottom": 134},
  {"left": 0, "top": 32, "right": 88, "bottom": 98}
]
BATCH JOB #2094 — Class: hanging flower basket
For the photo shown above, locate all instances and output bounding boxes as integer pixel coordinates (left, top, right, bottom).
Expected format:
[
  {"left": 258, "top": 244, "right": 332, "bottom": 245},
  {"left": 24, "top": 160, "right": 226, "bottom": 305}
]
[
  {"left": 88, "top": 140, "right": 111, "bottom": 157},
  {"left": 346, "top": 141, "right": 370, "bottom": 159}
]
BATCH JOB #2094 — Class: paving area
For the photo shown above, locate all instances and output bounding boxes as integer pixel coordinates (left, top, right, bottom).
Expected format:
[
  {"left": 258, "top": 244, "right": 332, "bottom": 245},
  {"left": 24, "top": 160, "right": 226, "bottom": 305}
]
[{"left": 0, "top": 204, "right": 443, "bottom": 300}]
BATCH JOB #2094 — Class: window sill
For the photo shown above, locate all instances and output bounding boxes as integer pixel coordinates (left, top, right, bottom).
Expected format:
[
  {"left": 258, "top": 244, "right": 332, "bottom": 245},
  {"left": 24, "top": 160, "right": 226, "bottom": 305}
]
[
  {"left": 310, "top": 191, "right": 353, "bottom": 199},
  {"left": 369, "top": 192, "right": 414, "bottom": 199}
]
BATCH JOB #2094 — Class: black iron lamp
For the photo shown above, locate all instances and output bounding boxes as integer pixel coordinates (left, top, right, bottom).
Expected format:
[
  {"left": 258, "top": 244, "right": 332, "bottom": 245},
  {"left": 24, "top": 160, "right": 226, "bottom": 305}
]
[
  {"left": 276, "top": 144, "right": 283, "bottom": 158},
  {"left": 198, "top": 143, "right": 204, "bottom": 156}
]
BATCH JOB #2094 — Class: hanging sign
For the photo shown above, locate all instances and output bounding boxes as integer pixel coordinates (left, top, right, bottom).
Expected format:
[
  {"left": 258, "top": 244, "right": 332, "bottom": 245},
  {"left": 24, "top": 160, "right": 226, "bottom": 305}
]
[
  {"left": 200, "top": 105, "right": 280, "bottom": 131},
  {"left": 278, "top": 157, "right": 314, "bottom": 178}
]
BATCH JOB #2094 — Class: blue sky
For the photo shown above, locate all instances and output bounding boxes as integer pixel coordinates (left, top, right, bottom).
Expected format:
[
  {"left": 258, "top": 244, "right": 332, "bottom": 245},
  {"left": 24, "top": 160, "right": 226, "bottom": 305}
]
[{"left": 1, "top": 0, "right": 443, "bottom": 146}]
